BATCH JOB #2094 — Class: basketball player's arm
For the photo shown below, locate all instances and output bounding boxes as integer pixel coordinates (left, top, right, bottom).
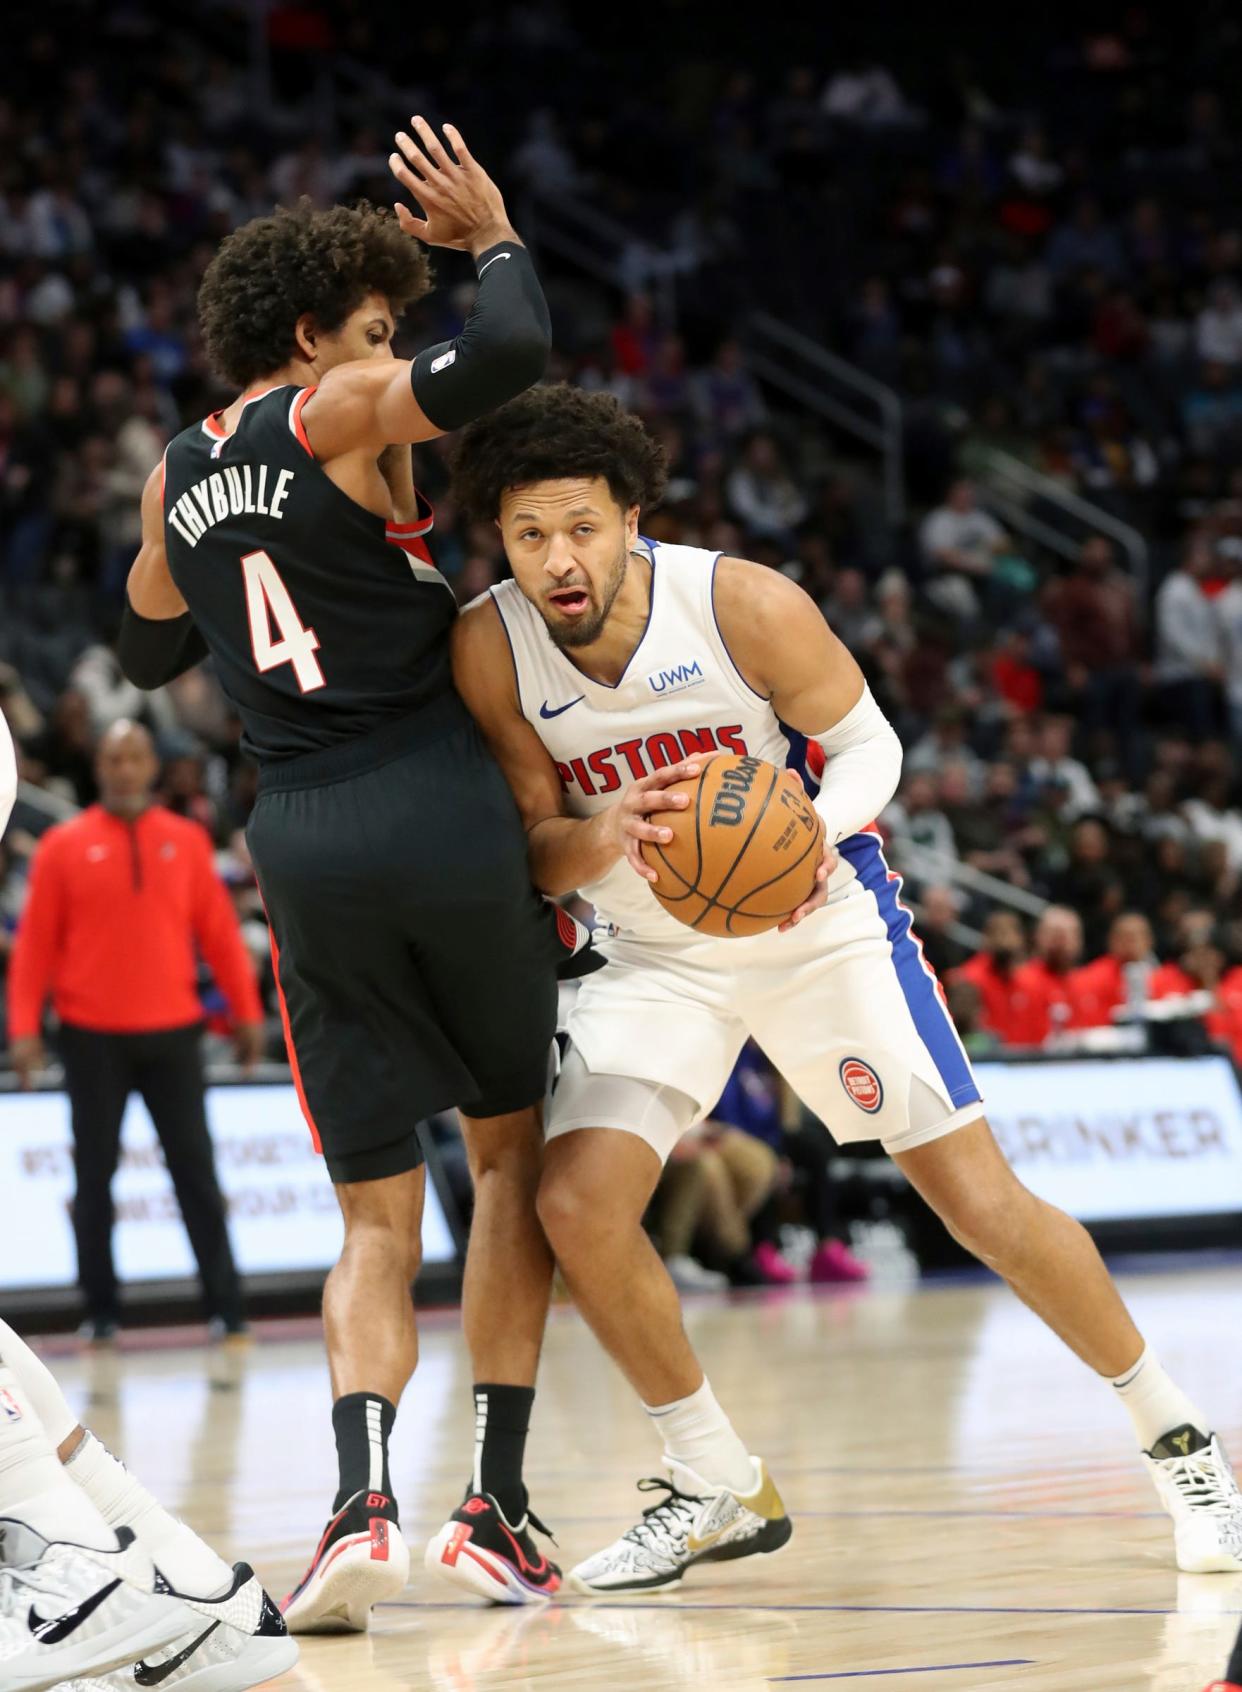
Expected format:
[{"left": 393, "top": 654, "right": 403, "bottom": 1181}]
[
  {"left": 119, "top": 467, "right": 211, "bottom": 689},
  {"left": 715, "top": 558, "right": 904, "bottom": 921},
  {"left": 300, "top": 124, "right": 550, "bottom": 458},
  {"left": 452, "top": 601, "right": 703, "bottom": 896}
]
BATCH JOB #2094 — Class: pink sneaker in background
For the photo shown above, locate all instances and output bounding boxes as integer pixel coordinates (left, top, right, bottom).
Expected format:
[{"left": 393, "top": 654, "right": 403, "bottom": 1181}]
[
  {"left": 809, "top": 1239, "right": 870, "bottom": 1284},
  {"left": 751, "top": 1241, "right": 799, "bottom": 1284}
]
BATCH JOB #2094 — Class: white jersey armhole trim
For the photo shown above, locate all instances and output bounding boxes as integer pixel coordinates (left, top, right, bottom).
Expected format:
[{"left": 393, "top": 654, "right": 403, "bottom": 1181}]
[
  {"left": 706, "top": 553, "right": 771, "bottom": 710},
  {"left": 487, "top": 584, "right": 530, "bottom": 723}
]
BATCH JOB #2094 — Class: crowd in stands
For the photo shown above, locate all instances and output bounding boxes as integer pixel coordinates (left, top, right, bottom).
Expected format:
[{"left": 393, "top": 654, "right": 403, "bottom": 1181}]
[{"left": 5, "top": 6, "right": 1242, "bottom": 1278}]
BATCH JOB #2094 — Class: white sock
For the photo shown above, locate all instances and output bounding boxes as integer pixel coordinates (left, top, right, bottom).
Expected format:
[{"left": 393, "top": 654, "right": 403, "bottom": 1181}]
[
  {"left": 643, "top": 1377, "right": 755, "bottom": 1494},
  {"left": 1111, "top": 1346, "right": 1210, "bottom": 1451},
  {"left": 0, "top": 1318, "right": 82, "bottom": 1449},
  {"left": 66, "top": 1432, "right": 233, "bottom": 1598},
  {"left": 0, "top": 1364, "right": 115, "bottom": 1550}
]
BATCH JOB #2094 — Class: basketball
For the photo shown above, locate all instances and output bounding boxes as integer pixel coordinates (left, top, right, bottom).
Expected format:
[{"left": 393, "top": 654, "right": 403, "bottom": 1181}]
[{"left": 640, "top": 754, "right": 825, "bottom": 937}]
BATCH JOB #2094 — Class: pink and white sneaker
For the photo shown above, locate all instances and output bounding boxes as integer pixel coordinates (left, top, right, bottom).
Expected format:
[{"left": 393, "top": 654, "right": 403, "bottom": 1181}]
[
  {"left": 809, "top": 1240, "right": 870, "bottom": 1284},
  {"left": 751, "top": 1243, "right": 799, "bottom": 1285}
]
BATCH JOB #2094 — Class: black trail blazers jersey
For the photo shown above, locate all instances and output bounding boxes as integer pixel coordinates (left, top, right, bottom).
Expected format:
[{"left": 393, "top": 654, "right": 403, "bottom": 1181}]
[{"left": 162, "top": 384, "right": 455, "bottom": 764}]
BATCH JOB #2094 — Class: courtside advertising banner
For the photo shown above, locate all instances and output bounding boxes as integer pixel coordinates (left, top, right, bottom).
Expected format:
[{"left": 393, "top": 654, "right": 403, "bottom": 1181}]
[
  {"left": 977, "top": 1055, "right": 1242, "bottom": 1222},
  {"left": 0, "top": 1083, "right": 456, "bottom": 1290}
]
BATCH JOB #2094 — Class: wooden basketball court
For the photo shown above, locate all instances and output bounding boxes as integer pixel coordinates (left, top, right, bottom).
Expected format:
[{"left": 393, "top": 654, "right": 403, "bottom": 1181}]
[{"left": 37, "top": 1264, "right": 1242, "bottom": 1690}]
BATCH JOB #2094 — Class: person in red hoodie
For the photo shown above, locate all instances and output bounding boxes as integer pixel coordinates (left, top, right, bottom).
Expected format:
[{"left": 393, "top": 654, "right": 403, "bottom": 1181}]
[
  {"left": 955, "top": 910, "right": 1048, "bottom": 1047},
  {"left": 1149, "top": 941, "right": 1242, "bottom": 1061},
  {"left": 1071, "top": 911, "right": 1156, "bottom": 1029},
  {"left": 7, "top": 719, "right": 264, "bottom": 1340},
  {"left": 1011, "top": 905, "right": 1089, "bottom": 1045}
]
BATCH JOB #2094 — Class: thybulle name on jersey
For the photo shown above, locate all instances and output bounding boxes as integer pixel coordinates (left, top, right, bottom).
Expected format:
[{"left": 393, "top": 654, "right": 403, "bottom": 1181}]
[{"left": 167, "top": 463, "right": 297, "bottom": 548}]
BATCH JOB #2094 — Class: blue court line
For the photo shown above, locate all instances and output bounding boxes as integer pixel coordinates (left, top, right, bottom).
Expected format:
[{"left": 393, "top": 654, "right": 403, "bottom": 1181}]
[
  {"left": 772, "top": 1666, "right": 1033, "bottom": 1682},
  {"left": 489, "top": 1508, "right": 1166, "bottom": 1524},
  {"left": 382, "top": 1600, "right": 1242, "bottom": 1617}
]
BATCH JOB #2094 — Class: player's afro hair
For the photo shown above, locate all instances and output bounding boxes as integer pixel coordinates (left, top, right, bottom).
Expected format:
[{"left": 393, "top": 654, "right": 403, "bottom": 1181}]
[
  {"left": 451, "top": 384, "right": 668, "bottom": 520},
  {"left": 198, "top": 199, "right": 431, "bottom": 387}
]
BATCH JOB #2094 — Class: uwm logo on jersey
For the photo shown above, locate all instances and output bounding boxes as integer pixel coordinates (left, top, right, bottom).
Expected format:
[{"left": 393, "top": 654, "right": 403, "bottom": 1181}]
[
  {"left": 555, "top": 724, "right": 749, "bottom": 798},
  {"left": 647, "top": 659, "right": 705, "bottom": 696}
]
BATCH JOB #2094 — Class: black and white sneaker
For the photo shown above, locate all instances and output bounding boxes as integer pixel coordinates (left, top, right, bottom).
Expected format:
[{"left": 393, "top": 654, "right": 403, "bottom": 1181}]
[
  {"left": 0, "top": 1518, "right": 191, "bottom": 1692},
  {"left": 280, "top": 1490, "right": 408, "bottom": 1634},
  {"left": 1144, "top": 1425, "right": 1242, "bottom": 1572},
  {"left": 59, "top": 1562, "right": 299, "bottom": 1691},
  {"left": 568, "top": 1458, "right": 792, "bottom": 1594}
]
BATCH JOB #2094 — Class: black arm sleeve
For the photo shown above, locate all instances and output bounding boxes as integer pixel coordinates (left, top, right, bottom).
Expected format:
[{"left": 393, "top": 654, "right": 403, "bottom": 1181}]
[
  {"left": 410, "top": 241, "right": 551, "bottom": 432},
  {"left": 117, "top": 598, "right": 210, "bottom": 689}
]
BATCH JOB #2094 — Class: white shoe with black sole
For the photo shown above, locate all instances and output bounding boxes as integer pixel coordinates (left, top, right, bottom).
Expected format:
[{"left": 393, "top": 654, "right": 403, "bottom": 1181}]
[
  {"left": 0, "top": 1518, "right": 192, "bottom": 1692},
  {"left": 568, "top": 1458, "right": 792, "bottom": 1595}
]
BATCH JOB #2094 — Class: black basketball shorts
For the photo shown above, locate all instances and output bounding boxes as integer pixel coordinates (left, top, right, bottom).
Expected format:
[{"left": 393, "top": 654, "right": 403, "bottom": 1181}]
[{"left": 247, "top": 694, "right": 560, "bottom": 1183}]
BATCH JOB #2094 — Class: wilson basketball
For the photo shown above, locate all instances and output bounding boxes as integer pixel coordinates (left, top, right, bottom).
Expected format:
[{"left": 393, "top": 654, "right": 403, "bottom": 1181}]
[{"left": 641, "top": 755, "right": 825, "bottom": 938}]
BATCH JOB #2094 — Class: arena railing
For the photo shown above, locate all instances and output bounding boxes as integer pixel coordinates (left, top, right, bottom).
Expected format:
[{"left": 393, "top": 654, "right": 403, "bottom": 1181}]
[
  {"left": 885, "top": 838, "right": 1049, "bottom": 924},
  {"left": 518, "top": 187, "right": 1161, "bottom": 576},
  {"left": 519, "top": 189, "right": 907, "bottom": 522},
  {"left": 741, "top": 314, "right": 906, "bottom": 527},
  {"left": 973, "top": 448, "right": 1151, "bottom": 611}
]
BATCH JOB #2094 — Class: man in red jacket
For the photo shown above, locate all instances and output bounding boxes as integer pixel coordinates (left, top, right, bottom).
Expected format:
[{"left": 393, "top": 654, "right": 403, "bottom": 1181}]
[
  {"left": 955, "top": 910, "right": 1048, "bottom": 1047},
  {"left": 1071, "top": 911, "right": 1156, "bottom": 1029},
  {"left": 1149, "top": 941, "right": 1242, "bottom": 1060},
  {"left": 7, "top": 719, "right": 264, "bottom": 1340},
  {"left": 1011, "top": 905, "right": 1089, "bottom": 1046}
]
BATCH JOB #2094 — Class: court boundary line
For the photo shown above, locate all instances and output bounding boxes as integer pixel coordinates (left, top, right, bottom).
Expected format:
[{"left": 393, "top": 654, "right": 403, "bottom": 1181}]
[{"left": 770, "top": 1664, "right": 1035, "bottom": 1682}]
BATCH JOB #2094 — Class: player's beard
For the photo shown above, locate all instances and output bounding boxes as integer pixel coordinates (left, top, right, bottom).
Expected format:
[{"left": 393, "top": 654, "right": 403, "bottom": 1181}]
[{"left": 543, "top": 544, "right": 629, "bottom": 650}]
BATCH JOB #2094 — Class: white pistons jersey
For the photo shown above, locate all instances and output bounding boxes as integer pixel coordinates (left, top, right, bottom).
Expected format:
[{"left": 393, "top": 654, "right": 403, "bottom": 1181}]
[
  {"left": 490, "top": 540, "right": 794, "bottom": 940},
  {"left": 490, "top": 537, "right": 984, "bottom": 1158}
]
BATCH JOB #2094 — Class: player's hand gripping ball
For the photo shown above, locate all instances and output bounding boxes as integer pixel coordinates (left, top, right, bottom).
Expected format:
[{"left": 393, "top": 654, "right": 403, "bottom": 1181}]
[{"left": 639, "top": 754, "right": 826, "bottom": 937}]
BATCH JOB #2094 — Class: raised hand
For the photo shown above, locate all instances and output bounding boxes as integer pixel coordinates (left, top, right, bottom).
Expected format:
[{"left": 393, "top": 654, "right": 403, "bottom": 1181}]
[{"left": 389, "top": 118, "right": 514, "bottom": 257}]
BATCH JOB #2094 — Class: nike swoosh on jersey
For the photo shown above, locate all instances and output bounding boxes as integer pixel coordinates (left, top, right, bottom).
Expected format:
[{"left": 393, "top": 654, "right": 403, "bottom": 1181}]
[
  {"left": 28, "top": 1578, "right": 121, "bottom": 1643},
  {"left": 539, "top": 696, "right": 585, "bottom": 719},
  {"left": 133, "top": 1619, "right": 221, "bottom": 1686}
]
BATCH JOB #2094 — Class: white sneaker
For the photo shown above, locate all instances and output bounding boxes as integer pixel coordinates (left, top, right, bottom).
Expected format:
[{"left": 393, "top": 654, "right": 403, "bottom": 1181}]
[
  {"left": 664, "top": 1256, "right": 729, "bottom": 1293},
  {"left": 568, "top": 1457, "right": 792, "bottom": 1594},
  {"left": 60, "top": 1562, "right": 300, "bottom": 1691},
  {"left": 0, "top": 1518, "right": 191, "bottom": 1692},
  {"left": 1144, "top": 1426, "right": 1242, "bottom": 1573}
]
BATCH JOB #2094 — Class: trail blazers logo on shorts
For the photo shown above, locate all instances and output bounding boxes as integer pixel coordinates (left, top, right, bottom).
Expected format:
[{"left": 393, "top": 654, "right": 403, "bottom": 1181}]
[{"left": 840, "top": 1058, "right": 883, "bottom": 1114}]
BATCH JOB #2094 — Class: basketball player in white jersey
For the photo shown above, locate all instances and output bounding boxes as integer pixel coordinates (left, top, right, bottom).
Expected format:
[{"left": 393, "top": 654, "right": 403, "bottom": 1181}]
[
  {"left": 438, "top": 385, "right": 1242, "bottom": 1596},
  {"left": 0, "top": 715, "right": 296, "bottom": 1687}
]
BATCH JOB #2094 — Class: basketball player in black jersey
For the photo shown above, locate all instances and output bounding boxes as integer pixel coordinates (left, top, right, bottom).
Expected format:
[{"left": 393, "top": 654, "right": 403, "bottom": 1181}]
[{"left": 120, "top": 121, "right": 577, "bottom": 1624}]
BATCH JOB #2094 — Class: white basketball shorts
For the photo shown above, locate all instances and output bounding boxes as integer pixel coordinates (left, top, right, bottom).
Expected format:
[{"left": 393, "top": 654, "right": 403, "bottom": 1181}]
[{"left": 549, "top": 828, "right": 985, "bottom": 1162}]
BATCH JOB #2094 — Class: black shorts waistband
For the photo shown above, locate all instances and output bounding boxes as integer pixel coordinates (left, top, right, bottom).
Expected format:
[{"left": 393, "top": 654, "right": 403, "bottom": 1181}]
[{"left": 257, "top": 691, "right": 470, "bottom": 792}]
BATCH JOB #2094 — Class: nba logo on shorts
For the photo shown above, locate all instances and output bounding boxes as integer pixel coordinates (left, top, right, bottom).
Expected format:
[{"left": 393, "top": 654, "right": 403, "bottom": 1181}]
[
  {"left": 0, "top": 1388, "right": 22, "bottom": 1423},
  {"left": 839, "top": 1057, "right": 883, "bottom": 1114}
]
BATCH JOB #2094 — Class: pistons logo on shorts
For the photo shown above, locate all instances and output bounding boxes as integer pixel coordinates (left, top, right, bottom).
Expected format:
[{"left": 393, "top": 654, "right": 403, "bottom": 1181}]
[
  {"left": 0, "top": 1389, "right": 22, "bottom": 1423},
  {"left": 839, "top": 1057, "right": 883, "bottom": 1114}
]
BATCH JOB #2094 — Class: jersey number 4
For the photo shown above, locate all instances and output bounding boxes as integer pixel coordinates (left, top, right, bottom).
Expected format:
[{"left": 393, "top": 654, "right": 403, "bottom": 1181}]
[{"left": 241, "top": 549, "right": 325, "bottom": 693}]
